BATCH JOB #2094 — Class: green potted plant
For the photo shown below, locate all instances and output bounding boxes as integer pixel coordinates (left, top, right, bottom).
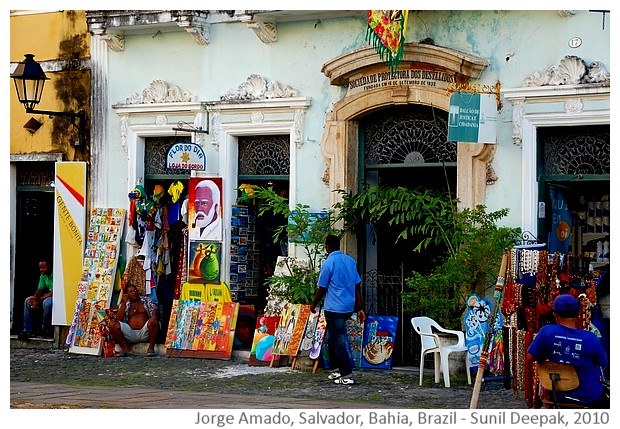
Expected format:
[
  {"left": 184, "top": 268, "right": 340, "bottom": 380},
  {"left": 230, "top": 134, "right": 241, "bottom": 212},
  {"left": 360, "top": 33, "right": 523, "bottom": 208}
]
[{"left": 243, "top": 185, "right": 339, "bottom": 315}]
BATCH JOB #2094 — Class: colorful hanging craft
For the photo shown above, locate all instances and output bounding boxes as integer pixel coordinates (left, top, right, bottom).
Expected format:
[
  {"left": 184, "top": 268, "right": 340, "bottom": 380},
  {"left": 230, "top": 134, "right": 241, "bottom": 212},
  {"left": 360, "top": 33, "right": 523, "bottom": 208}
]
[{"left": 366, "top": 10, "right": 409, "bottom": 76}]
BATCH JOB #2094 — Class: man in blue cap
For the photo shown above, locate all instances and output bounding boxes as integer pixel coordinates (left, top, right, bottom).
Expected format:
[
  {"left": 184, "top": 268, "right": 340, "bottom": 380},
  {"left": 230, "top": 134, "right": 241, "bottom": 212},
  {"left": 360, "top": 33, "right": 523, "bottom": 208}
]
[{"left": 528, "top": 294, "right": 608, "bottom": 407}]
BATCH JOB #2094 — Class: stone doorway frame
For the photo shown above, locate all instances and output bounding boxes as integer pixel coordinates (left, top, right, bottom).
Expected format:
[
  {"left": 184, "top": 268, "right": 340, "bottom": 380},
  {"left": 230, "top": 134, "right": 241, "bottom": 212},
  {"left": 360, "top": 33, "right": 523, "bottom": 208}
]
[{"left": 320, "top": 43, "right": 491, "bottom": 253}]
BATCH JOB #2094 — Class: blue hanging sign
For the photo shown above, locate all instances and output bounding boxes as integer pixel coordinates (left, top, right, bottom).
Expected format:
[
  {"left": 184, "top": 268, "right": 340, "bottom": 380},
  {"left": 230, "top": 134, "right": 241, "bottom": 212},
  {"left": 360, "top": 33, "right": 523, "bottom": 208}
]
[
  {"left": 167, "top": 142, "right": 206, "bottom": 171},
  {"left": 448, "top": 92, "right": 497, "bottom": 143},
  {"left": 548, "top": 186, "right": 572, "bottom": 254}
]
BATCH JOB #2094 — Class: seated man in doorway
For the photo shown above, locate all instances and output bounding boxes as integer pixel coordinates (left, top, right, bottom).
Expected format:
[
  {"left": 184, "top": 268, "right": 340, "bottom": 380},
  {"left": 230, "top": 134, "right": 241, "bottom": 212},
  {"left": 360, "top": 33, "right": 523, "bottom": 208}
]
[
  {"left": 108, "top": 284, "right": 159, "bottom": 357},
  {"left": 528, "top": 294, "right": 609, "bottom": 407},
  {"left": 19, "top": 258, "right": 54, "bottom": 340}
]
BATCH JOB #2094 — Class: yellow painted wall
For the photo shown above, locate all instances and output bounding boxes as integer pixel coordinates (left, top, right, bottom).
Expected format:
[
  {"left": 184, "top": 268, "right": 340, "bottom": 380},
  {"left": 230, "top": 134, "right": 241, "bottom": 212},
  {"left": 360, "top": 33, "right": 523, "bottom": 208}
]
[{"left": 10, "top": 10, "right": 90, "bottom": 160}]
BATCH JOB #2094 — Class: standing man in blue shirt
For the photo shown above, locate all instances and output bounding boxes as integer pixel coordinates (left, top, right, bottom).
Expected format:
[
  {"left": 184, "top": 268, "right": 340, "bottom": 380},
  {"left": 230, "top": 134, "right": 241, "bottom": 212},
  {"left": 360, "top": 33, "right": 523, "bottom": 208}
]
[
  {"left": 311, "top": 234, "right": 365, "bottom": 385},
  {"left": 528, "top": 294, "right": 608, "bottom": 407},
  {"left": 19, "top": 258, "right": 53, "bottom": 339}
]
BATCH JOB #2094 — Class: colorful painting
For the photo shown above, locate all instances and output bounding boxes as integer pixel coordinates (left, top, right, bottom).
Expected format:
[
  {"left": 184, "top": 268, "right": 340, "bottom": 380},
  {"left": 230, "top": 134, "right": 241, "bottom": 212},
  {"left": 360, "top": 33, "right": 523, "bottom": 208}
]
[
  {"left": 188, "top": 241, "right": 222, "bottom": 284},
  {"left": 361, "top": 315, "right": 398, "bottom": 369},
  {"left": 188, "top": 177, "right": 223, "bottom": 241},
  {"left": 299, "top": 309, "right": 321, "bottom": 356},
  {"left": 347, "top": 313, "right": 365, "bottom": 368},
  {"left": 248, "top": 316, "right": 281, "bottom": 366},
  {"left": 166, "top": 299, "right": 239, "bottom": 360},
  {"left": 272, "top": 304, "right": 311, "bottom": 356},
  {"left": 309, "top": 309, "right": 326, "bottom": 360},
  {"left": 69, "top": 207, "right": 125, "bottom": 356},
  {"left": 464, "top": 293, "right": 503, "bottom": 370}
]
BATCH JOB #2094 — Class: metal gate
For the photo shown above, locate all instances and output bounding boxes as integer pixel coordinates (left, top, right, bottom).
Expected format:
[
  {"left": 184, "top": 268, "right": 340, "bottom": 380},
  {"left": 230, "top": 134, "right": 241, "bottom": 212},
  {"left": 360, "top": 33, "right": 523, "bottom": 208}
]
[{"left": 361, "top": 267, "right": 418, "bottom": 366}]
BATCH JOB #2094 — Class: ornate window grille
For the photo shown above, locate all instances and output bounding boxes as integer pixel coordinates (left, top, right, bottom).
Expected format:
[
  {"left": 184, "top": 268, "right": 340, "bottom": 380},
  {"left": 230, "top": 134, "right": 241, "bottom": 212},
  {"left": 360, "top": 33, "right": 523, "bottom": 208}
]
[
  {"left": 540, "top": 125, "right": 610, "bottom": 175},
  {"left": 238, "top": 135, "right": 290, "bottom": 177},
  {"left": 364, "top": 105, "right": 455, "bottom": 166}
]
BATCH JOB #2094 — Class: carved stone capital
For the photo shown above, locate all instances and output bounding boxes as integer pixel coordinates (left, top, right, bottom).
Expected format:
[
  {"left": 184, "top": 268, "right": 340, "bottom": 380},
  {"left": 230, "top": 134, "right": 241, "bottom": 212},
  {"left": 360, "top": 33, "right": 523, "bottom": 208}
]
[
  {"left": 246, "top": 21, "right": 277, "bottom": 44},
  {"left": 100, "top": 34, "right": 125, "bottom": 52}
]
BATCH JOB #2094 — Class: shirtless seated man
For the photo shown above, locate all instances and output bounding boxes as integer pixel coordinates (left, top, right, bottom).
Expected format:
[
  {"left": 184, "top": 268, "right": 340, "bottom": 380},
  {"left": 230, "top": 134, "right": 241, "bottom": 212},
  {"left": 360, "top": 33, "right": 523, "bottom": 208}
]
[{"left": 108, "top": 283, "right": 159, "bottom": 356}]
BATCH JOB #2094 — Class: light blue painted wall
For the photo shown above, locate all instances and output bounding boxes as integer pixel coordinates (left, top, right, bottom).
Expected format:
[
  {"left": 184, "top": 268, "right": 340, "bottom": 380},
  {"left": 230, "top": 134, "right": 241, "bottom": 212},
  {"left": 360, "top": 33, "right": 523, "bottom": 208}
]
[{"left": 104, "top": 10, "right": 610, "bottom": 224}]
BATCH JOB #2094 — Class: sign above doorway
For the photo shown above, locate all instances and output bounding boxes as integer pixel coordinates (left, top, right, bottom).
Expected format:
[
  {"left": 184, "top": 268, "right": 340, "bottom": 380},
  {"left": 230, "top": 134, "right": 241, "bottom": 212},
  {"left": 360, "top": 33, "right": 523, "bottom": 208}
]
[{"left": 167, "top": 142, "right": 206, "bottom": 171}]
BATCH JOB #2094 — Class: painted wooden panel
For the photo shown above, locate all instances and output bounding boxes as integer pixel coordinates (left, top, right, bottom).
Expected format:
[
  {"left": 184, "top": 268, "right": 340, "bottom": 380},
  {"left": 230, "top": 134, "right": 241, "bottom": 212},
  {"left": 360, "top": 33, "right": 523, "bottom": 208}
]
[
  {"left": 248, "top": 315, "right": 281, "bottom": 366},
  {"left": 361, "top": 315, "right": 398, "bottom": 369}
]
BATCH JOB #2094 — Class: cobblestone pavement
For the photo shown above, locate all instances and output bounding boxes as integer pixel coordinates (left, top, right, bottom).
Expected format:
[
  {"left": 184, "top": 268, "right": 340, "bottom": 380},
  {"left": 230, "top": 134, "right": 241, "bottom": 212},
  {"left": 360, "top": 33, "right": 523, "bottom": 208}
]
[{"left": 10, "top": 347, "right": 526, "bottom": 409}]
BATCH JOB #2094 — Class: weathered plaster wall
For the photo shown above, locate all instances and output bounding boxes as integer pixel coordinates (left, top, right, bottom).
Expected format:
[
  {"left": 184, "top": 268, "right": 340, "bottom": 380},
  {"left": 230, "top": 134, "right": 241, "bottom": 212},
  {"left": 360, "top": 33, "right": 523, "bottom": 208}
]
[{"left": 103, "top": 10, "right": 609, "bottom": 226}]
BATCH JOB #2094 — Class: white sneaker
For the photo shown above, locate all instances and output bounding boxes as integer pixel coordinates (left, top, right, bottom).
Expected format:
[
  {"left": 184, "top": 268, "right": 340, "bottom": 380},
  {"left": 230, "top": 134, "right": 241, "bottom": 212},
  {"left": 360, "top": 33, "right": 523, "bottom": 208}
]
[
  {"left": 334, "top": 377, "right": 355, "bottom": 385},
  {"left": 327, "top": 371, "right": 341, "bottom": 380}
]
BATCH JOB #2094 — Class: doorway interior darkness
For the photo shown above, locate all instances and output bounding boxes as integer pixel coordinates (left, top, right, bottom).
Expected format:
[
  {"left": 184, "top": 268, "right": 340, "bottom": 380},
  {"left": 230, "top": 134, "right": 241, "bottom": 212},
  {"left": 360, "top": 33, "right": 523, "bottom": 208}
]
[{"left": 13, "top": 161, "right": 55, "bottom": 334}]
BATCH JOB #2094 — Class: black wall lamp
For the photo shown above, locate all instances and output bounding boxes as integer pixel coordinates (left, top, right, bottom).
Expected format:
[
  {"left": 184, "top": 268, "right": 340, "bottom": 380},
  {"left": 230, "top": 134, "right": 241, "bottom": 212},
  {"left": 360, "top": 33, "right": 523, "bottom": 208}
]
[{"left": 11, "top": 54, "right": 87, "bottom": 147}]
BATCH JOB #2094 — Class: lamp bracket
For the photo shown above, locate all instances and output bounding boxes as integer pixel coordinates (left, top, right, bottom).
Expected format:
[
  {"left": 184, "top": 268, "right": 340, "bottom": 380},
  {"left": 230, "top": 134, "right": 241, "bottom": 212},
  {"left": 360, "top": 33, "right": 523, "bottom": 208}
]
[
  {"left": 27, "top": 108, "right": 87, "bottom": 147},
  {"left": 172, "top": 120, "right": 209, "bottom": 135}
]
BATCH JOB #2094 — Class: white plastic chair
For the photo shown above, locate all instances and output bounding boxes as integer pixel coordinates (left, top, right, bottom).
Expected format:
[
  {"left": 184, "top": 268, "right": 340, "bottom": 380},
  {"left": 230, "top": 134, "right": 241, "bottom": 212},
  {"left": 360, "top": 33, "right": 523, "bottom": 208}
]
[{"left": 411, "top": 316, "right": 472, "bottom": 387}]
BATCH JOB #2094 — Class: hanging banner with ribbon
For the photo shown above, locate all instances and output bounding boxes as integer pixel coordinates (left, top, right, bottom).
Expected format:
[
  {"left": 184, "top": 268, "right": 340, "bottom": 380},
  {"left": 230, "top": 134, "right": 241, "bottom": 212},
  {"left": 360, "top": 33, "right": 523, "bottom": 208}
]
[{"left": 366, "top": 10, "right": 409, "bottom": 76}]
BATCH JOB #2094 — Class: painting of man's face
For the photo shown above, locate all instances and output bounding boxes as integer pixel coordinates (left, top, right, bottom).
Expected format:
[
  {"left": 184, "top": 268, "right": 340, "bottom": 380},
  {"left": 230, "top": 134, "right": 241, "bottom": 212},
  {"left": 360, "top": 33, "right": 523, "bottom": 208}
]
[
  {"left": 194, "top": 181, "right": 216, "bottom": 229},
  {"left": 188, "top": 177, "right": 223, "bottom": 241}
]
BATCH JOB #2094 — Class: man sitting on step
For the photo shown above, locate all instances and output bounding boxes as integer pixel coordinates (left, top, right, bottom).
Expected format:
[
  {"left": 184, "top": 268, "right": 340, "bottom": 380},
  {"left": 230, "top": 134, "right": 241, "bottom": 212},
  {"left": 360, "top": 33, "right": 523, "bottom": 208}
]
[{"left": 107, "top": 283, "right": 159, "bottom": 357}]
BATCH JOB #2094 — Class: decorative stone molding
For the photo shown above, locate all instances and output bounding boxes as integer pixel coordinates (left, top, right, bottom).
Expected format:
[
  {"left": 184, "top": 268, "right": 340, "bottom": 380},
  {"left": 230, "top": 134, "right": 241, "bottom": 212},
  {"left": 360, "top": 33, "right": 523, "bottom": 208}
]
[
  {"left": 177, "top": 14, "right": 211, "bottom": 45},
  {"left": 246, "top": 21, "right": 277, "bottom": 44},
  {"left": 155, "top": 115, "right": 168, "bottom": 126},
  {"left": 486, "top": 163, "right": 498, "bottom": 185},
  {"left": 220, "top": 74, "right": 298, "bottom": 101},
  {"left": 511, "top": 100, "right": 524, "bottom": 146},
  {"left": 556, "top": 10, "right": 575, "bottom": 18},
  {"left": 524, "top": 55, "right": 610, "bottom": 86},
  {"left": 457, "top": 143, "right": 497, "bottom": 210},
  {"left": 99, "top": 34, "right": 125, "bottom": 52},
  {"left": 293, "top": 109, "right": 304, "bottom": 149},
  {"left": 193, "top": 112, "right": 205, "bottom": 145},
  {"left": 125, "top": 80, "right": 197, "bottom": 104},
  {"left": 250, "top": 111, "right": 264, "bottom": 123},
  {"left": 584, "top": 61, "right": 611, "bottom": 84},
  {"left": 119, "top": 115, "right": 128, "bottom": 154},
  {"left": 86, "top": 10, "right": 211, "bottom": 47},
  {"left": 565, "top": 98, "right": 584, "bottom": 114},
  {"left": 210, "top": 112, "right": 221, "bottom": 150}
]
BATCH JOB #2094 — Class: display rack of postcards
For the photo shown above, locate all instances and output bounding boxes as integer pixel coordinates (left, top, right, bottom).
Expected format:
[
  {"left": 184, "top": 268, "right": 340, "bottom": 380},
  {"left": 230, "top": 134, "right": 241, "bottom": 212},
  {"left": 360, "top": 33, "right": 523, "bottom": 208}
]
[
  {"left": 68, "top": 207, "right": 125, "bottom": 356},
  {"left": 229, "top": 206, "right": 259, "bottom": 301}
]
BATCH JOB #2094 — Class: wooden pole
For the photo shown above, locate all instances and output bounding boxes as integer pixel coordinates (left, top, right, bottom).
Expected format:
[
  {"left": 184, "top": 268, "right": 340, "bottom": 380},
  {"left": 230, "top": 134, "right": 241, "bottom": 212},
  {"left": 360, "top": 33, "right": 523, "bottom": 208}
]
[{"left": 469, "top": 250, "right": 509, "bottom": 409}]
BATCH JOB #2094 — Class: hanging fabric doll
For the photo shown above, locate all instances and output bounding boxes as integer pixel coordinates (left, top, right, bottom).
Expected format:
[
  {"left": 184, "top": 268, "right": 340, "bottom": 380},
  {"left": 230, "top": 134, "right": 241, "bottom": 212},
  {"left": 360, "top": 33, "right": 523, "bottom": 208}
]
[
  {"left": 126, "top": 184, "right": 147, "bottom": 247},
  {"left": 168, "top": 181, "right": 184, "bottom": 224}
]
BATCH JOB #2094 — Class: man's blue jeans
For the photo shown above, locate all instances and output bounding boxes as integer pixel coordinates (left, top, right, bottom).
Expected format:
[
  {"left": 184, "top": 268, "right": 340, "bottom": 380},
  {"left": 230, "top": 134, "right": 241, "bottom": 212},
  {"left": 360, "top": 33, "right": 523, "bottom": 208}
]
[
  {"left": 324, "top": 310, "right": 353, "bottom": 377},
  {"left": 23, "top": 296, "right": 52, "bottom": 333}
]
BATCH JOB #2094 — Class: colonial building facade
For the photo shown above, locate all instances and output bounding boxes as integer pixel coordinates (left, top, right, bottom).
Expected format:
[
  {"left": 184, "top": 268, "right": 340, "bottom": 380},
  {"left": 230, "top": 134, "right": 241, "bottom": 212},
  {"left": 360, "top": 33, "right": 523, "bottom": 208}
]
[{"left": 11, "top": 10, "right": 610, "bottom": 364}]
